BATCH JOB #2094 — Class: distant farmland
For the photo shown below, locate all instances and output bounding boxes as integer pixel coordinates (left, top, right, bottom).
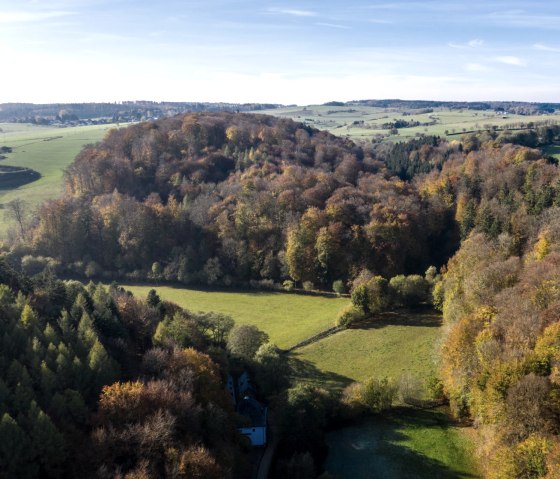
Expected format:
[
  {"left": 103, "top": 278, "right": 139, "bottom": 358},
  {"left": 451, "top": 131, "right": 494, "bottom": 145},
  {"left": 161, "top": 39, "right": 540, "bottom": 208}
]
[
  {"left": 0, "top": 123, "right": 114, "bottom": 236},
  {"left": 260, "top": 104, "right": 560, "bottom": 143}
]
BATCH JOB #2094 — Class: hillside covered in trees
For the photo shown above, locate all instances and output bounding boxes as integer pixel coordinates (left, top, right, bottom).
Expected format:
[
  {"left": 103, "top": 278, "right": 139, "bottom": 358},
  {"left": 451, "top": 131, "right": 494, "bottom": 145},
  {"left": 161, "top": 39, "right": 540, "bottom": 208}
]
[
  {"left": 0, "top": 255, "right": 284, "bottom": 477},
  {"left": 5, "top": 112, "right": 560, "bottom": 477},
  {"left": 21, "top": 112, "right": 459, "bottom": 286}
]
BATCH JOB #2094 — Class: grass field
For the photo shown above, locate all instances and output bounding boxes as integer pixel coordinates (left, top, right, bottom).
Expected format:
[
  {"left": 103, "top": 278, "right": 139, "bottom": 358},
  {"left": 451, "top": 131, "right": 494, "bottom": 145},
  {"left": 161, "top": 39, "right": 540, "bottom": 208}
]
[
  {"left": 118, "top": 284, "right": 476, "bottom": 476},
  {"left": 260, "top": 105, "right": 560, "bottom": 143},
  {"left": 325, "top": 409, "right": 479, "bottom": 479},
  {"left": 291, "top": 310, "right": 441, "bottom": 391},
  {"left": 119, "top": 284, "right": 348, "bottom": 349},
  {"left": 0, "top": 123, "right": 116, "bottom": 236},
  {"left": 544, "top": 144, "right": 560, "bottom": 160}
]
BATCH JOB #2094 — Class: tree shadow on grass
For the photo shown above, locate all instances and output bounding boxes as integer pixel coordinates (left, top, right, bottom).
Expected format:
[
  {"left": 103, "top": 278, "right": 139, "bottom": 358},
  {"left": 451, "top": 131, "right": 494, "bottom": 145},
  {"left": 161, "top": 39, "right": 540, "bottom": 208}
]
[
  {"left": 325, "top": 408, "right": 479, "bottom": 479},
  {"left": 352, "top": 310, "right": 443, "bottom": 331},
  {"left": 288, "top": 355, "right": 354, "bottom": 392}
]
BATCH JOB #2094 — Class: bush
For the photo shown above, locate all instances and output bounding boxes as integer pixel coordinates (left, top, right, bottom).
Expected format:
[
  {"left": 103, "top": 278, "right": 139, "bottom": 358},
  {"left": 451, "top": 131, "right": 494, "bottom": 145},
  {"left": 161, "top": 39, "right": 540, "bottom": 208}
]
[
  {"left": 283, "top": 280, "right": 295, "bottom": 292},
  {"left": 351, "top": 276, "right": 390, "bottom": 314},
  {"left": 397, "top": 373, "right": 422, "bottom": 403},
  {"left": 343, "top": 377, "right": 398, "bottom": 413},
  {"left": 335, "top": 305, "right": 365, "bottom": 328},
  {"left": 426, "top": 374, "right": 445, "bottom": 401},
  {"left": 302, "top": 281, "right": 314, "bottom": 291},
  {"left": 85, "top": 261, "right": 101, "bottom": 278},
  {"left": 389, "top": 274, "right": 430, "bottom": 307},
  {"left": 361, "top": 377, "right": 398, "bottom": 412},
  {"left": 432, "top": 281, "right": 445, "bottom": 311},
  {"left": 21, "top": 255, "right": 49, "bottom": 276},
  {"left": 332, "top": 280, "right": 346, "bottom": 295}
]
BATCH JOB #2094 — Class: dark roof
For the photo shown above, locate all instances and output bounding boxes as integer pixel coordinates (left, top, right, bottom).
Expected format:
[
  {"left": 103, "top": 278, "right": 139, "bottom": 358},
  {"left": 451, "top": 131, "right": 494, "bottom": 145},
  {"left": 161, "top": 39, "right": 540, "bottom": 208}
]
[{"left": 238, "top": 396, "right": 267, "bottom": 427}]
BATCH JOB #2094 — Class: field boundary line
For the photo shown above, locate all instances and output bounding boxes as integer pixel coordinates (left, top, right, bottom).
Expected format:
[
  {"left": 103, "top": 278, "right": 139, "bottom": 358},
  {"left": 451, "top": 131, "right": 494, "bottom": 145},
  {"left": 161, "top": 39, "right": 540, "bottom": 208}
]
[{"left": 285, "top": 325, "right": 343, "bottom": 352}]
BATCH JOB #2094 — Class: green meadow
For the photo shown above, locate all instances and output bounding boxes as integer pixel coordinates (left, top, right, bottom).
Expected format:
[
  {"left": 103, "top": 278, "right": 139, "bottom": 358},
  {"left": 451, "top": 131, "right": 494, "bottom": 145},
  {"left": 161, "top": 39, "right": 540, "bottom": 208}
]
[
  {"left": 121, "top": 284, "right": 477, "bottom": 477},
  {"left": 0, "top": 123, "right": 114, "bottom": 236},
  {"left": 291, "top": 310, "right": 441, "bottom": 391},
  {"left": 119, "top": 284, "right": 348, "bottom": 349},
  {"left": 325, "top": 409, "right": 479, "bottom": 479}
]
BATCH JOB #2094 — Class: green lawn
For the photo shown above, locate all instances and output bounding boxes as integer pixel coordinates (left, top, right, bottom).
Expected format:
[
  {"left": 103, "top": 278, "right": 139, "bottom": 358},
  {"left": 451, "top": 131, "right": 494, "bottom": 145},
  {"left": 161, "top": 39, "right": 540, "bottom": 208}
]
[
  {"left": 0, "top": 123, "right": 116, "bottom": 236},
  {"left": 325, "top": 409, "right": 479, "bottom": 479},
  {"left": 291, "top": 310, "right": 441, "bottom": 391},
  {"left": 119, "top": 284, "right": 348, "bottom": 349}
]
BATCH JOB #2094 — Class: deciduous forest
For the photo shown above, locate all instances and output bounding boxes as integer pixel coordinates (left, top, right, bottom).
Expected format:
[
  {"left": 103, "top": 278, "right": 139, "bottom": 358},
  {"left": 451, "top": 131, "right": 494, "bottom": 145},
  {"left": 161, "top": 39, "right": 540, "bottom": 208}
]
[{"left": 3, "top": 112, "right": 560, "bottom": 477}]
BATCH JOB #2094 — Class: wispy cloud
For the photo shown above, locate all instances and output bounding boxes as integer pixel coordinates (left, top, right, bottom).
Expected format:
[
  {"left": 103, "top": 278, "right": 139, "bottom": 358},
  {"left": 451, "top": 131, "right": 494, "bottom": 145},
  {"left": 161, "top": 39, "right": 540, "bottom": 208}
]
[
  {"left": 315, "top": 22, "right": 350, "bottom": 29},
  {"left": 485, "top": 10, "right": 560, "bottom": 29},
  {"left": 534, "top": 43, "right": 560, "bottom": 53},
  {"left": 468, "top": 39, "right": 484, "bottom": 47},
  {"left": 495, "top": 55, "right": 527, "bottom": 67},
  {"left": 0, "top": 10, "right": 75, "bottom": 24},
  {"left": 449, "top": 38, "right": 484, "bottom": 49},
  {"left": 267, "top": 8, "right": 317, "bottom": 17}
]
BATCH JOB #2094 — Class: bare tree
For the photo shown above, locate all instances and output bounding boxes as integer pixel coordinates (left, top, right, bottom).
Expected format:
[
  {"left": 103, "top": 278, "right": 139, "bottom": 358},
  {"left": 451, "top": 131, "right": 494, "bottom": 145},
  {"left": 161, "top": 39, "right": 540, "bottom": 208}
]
[{"left": 4, "top": 199, "right": 28, "bottom": 239}]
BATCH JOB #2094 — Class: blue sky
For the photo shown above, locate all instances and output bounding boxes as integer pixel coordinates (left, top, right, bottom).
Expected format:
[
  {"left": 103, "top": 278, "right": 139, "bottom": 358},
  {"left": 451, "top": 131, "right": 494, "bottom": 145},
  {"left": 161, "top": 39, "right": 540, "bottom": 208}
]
[{"left": 1, "top": 0, "right": 560, "bottom": 104}]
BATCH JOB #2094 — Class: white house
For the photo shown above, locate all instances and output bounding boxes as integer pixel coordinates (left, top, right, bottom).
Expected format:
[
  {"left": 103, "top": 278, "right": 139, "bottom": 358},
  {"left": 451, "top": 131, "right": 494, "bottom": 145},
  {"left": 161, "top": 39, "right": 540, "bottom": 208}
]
[{"left": 237, "top": 396, "right": 268, "bottom": 447}]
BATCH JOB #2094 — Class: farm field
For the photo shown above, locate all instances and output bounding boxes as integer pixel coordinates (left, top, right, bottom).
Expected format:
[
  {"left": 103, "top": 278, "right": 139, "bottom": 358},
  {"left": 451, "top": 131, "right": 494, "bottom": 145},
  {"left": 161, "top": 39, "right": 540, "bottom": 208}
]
[
  {"left": 0, "top": 123, "right": 116, "bottom": 236},
  {"left": 291, "top": 310, "right": 441, "bottom": 391},
  {"left": 325, "top": 409, "right": 479, "bottom": 479},
  {"left": 260, "top": 104, "right": 560, "bottom": 143},
  {"left": 119, "top": 284, "right": 348, "bottom": 349}
]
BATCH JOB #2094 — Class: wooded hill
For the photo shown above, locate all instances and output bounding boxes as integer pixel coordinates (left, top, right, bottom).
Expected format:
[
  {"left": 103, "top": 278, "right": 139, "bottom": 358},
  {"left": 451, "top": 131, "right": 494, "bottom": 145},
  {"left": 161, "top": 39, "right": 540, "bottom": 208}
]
[
  {"left": 24, "top": 112, "right": 458, "bottom": 286},
  {"left": 7, "top": 112, "right": 560, "bottom": 477}
]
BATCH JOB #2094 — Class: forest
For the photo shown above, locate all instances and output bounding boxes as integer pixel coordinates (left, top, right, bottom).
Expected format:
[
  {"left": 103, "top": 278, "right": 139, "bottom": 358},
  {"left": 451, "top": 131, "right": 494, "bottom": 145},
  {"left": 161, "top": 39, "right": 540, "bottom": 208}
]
[{"left": 3, "top": 111, "right": 560, "bottom": 477}]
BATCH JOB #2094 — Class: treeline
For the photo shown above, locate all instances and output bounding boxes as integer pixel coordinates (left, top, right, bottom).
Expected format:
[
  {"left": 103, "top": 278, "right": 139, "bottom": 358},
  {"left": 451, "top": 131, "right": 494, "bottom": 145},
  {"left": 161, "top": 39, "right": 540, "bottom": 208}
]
[
  {"left": 332, "top": 99, "right": 559, "bottom": 114},
  {"left": 0, "top": 257, "right": 266, "bottom": 478},
  {"left": 18, "top": 112, "right": 458, "bottom": 288},
  {"left": 0, "top": 102, "right": 283, "bottom": 123}
]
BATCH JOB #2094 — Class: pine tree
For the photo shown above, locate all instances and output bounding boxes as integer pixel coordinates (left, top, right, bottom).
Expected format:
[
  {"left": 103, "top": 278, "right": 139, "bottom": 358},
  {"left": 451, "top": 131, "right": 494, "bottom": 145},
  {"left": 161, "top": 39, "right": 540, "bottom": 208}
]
[
  {"left": 0, "top": 413, "right": 36, "bottom": 478},
  {"left": 30, "top": 410, "right": 66, "bottom": 478}
]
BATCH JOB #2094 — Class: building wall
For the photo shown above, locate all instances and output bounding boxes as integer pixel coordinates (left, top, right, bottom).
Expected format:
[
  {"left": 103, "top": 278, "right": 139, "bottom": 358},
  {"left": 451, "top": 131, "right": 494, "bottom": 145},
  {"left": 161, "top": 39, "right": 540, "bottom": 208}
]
[{"left": 239, "top": 426, "right": 266, "bottom": 446}]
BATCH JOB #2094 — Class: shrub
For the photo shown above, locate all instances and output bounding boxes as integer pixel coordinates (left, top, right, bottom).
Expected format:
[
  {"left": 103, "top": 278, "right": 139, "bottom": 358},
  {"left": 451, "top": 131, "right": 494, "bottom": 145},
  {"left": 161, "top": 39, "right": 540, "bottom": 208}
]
[
  {"left": 426, "top": 374, "right": 445, "bottom": 401},
  {"left": 362, "top": 377, "right": 398, "bottom": 412},
  {"left": 332, "top": 280, "right": 346, "bottom": 295},
  {"left": 302, "top": 281, "right": 314, "bottom": 291},
  {"left": 283, "top": 280, "right": 295, "bottom": 292},
  {"left": 432, "top": 281, "right": 445, "bottom": 311},
  {"left": 85, "top": 261, "right": 101, "bottom": 278},
  {"left": 389, "top": 274, "right": 430, "bottom": 307},
  {"left": 335, "top": 305, "right": 365, "bottom": 328},
  {"left": 397, "top": 373, "right": 422, "bottom": 403},
  {"left": 343, "top": 377, "right": 398, "bottom": 413}
]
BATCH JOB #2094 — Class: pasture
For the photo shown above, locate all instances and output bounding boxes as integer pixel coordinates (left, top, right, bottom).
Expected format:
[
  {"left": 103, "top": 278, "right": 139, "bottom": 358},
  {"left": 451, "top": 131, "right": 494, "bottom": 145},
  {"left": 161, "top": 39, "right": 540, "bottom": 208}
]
[
  {"left": 291, "top": 310, "right": 441, "bottom": 391},
  {"left": 0, "top": 123, "right": 115, "bottom": 236},
  {"left": 260, "top": 104, "right": 560, "bottom": 143},
  {"left": 119, "top": 284, "right": 477, "bottom": 477},
  {"left": 119, "top": 284, "right": 348, "bottom": 349},
  {"left": 325, "top": 409, "right": 479, "bottom": 479}
]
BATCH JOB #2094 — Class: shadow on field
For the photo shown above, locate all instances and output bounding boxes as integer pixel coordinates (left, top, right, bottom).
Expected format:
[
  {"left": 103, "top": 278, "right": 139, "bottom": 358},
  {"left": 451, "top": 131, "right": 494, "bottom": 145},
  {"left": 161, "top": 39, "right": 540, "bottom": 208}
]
[
  {"left": 325, "top": 408, "right": 478, "bottom": 479},
  {"left": 289, "top": 356, "right": 353, "bottom": 391},
  {"left": 353, "top": 310, "right": 442, "bottom": 330}
]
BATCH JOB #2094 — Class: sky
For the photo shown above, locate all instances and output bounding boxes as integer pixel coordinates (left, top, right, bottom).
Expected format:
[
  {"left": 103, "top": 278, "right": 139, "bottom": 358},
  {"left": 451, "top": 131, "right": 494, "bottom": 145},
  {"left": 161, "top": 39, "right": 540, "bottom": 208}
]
[{"left": 1, "top": 0, "right": 560, "bottom": 104}]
